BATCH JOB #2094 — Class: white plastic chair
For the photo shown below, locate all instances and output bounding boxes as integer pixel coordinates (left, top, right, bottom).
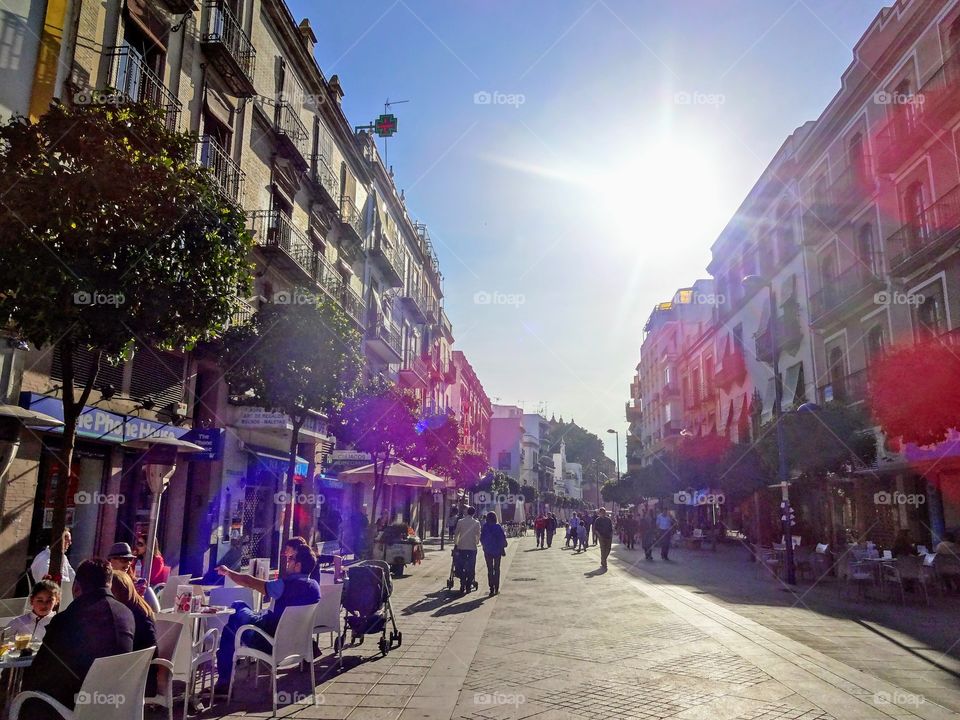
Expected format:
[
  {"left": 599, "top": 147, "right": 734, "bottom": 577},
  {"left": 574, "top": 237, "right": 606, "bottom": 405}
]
[
  {"left": 184, "top": 624, "right": 220, "bottom": 717},
  {"left": 227, "top": 603, "right": 320, "bottom": 715},
  {"left": 10, "top": 645, "right": 155, "bottom": 719},
  {"left": 157, "top": 575, "right": 192, "bottom": 610},
  {"left": 312, "top": 586, "right": 343, "bottom": 650},
  {"left": 146, "top": 618, "right": 184, "bottom": 720}
]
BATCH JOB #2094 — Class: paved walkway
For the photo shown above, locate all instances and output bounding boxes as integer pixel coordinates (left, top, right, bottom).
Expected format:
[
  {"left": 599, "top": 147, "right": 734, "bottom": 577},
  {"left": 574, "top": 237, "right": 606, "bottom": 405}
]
[{"left": 197, "top": 535, "right": 960, "bottom": 719}]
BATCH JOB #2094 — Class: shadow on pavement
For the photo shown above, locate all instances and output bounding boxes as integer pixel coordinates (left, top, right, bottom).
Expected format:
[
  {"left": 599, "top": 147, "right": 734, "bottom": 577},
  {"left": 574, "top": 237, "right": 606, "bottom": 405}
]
[{"left": 432, "top": 596, "right": 487, "bottom": 616}]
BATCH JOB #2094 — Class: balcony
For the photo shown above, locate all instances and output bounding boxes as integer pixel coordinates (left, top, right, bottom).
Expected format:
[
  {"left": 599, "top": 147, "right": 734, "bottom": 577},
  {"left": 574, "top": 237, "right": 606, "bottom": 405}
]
[
  {"left": 715, "top": 348, "right": 746, "bottom": 389},
  {"left": 801, "top": 198, "right": 833, "bottom": 245},
  {"left": 367, "top": 230, "right": 404, "bottom": 288},
  {"left": 399, "top": 355, "right": 429, "bottom": 389},
  {"left": 307, "top": 152, "right": 340, "bottom": 211},
  {"left": 817, "top": 368, "right": 868, "bottom": 405},
  {"left": 310, "top": 251, "right": 343, "bottom": 305},
  {"left": 340, "top": 284, "right": 365, "bottom": 327},
  {"left": 108, "top": 46, "right": 181, "bottom": 129},
  {"left": 164, "top": 0, "right": 197, "bottom": 12},
  {"left": 364, "top": 320, "right": 402, "bottom": 364},
  {"left": 663, "top": 420, "right": 683, "bottom": 438},
  {"left": 399, "top": 286, "right": 427, "bottom": 322},
  {"left": 443, "top": 360, "right": 457, "bottom": 384},
  {"left": 809, "top": 262, "right": 882, "bottom": 325},
  {"left": 439, "top": 308, "right": 454, "bottom": 341},
  {"left": 248, "top": 210, "right": 313, "bottom": 280},
  {"left": 256, "top": 97, "right": 309, "bottom": 170},
  {"left": 340, "top": 196, "right": 365, "bottom": 248},
  {"left": 424, "top": 352, "right": 444, "bottom": 382},
  {"left": 823, "top": 159, "right": 873, "bottom": 226},
  {"left": 662, "top": 380, "right": 680, "bottom": 398},
  {"left": 876, "top": 62, "right": 960, "bottom": 174},
  {"left": 755, "top": 300, "right": 803, "bottom": 364},
  {"left": 626, "top": 400, "right": 642, "bottom": 423},
  {"left": 197, "top": 135, "right": 244, "bottom": 204},
  {"left": 230, "top": 298, "right": 256, "bottom": 327},
  {"left": 885, "top": 183, "right": 960, "bottom": 276},
  {"left": 201, "top": 0, "right": 256, "bottom": 97}
]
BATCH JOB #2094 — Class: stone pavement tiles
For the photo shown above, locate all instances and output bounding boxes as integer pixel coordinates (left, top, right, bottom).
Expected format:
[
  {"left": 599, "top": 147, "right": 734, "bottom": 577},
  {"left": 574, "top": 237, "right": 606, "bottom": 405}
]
[{"left": 194, "top": 534, "right": 958, "bottom": 720}]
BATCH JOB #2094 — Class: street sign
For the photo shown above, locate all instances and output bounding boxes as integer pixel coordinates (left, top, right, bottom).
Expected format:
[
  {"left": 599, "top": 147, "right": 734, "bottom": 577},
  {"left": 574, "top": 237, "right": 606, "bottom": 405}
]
[{"left": 375, "top": 113, "right": 398, "bottom": 137}]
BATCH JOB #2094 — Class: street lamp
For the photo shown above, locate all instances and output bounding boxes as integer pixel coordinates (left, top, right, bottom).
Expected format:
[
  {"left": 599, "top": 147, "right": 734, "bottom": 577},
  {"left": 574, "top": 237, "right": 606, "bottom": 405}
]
[{"left": 742, "top": 274, "right": 796, "bottom": 586}]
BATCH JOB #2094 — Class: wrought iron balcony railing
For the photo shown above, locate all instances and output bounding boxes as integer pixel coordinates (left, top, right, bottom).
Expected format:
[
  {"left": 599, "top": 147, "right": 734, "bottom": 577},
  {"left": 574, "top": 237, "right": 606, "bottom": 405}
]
[
  {"left": 108, "top": 46, "right": 181, "bottom": 129},
  {"left": 201, "top": 0, "right": 256, "bottom": 96},
  {"left": 197, "top": 135, "right": 244, "bottom": 204}
]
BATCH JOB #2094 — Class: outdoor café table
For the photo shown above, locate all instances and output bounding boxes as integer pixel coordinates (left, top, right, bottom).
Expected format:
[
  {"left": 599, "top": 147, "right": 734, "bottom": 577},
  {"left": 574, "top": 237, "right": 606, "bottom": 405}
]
[
  {"left": 0, "top": 642, "right": 38, "bottom": 718},
  {"left": 159, "top": 606, "right": 234, "bottom": 708}
]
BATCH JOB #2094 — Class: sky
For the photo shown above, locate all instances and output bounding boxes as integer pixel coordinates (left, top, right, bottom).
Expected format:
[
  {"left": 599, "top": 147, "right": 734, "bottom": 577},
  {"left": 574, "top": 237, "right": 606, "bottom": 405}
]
[{"left": 291, "top": 0, "right": 891, "bottom": 469}]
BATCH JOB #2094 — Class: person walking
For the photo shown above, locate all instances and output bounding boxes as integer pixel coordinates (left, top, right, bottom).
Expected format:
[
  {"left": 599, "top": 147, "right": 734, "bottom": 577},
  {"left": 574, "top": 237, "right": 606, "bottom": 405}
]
[
  {"left": 447, "top": 507, "right": 461, "bottom": 541},
  {"left": 641, "top": 509, "right": 657, "bottom": 560},
  {"left": 545, "top": 513, "right": 558, "bottom": 548},
  {"left": 566, "top": 513, "right": 580, "bottom": 548},
  {"left": 656, "top": 507, "right": 675, "bottom": 561},
  {"left": 594, "top": 508, "right": 614, "bottom": 569},
  {"left": 577, "top": 516, "right": 588, "bottom": 552},
  {"left": 622, "top": 513, "right": 636, "bottom": 550},
  {"left": 534, "top": 513, "right": 547, "bottom": 549},
  {"left": 453, "top": 506, "right": 482, "bottom": 594},
  {"left": 480, "top": 511, "right": 508, "bottom": 595},
  {"left": 582, "top": 512, "right": 594, "bottom": 548}
]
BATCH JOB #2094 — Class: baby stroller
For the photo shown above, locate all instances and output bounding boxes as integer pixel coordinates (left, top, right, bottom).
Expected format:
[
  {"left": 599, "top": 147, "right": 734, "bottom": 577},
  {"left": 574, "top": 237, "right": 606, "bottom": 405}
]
[
  {"left": 446, "top": 549, "right": 479, "bottom": 593},
  {"left": 336, "top": 560, "right": 402, "bottom": 656}
]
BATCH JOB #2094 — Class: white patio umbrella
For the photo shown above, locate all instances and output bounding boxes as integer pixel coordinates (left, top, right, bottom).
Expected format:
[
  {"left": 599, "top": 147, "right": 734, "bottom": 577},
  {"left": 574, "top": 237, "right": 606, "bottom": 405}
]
[
  {"left": 123, "top": 435, "right": 204, "bottom": 583},
  {"left": 0, "top": 404, "right": 63, "bottom": 481}
]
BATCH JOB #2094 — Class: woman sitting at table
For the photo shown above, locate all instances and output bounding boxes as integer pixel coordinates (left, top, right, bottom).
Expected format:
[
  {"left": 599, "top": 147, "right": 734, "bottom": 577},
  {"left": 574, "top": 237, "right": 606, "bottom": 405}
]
[
  {"left": 110, "top": 570, "right": 160, "bottom": 695},
  {"left": 5, "top": 580, "right": 59, "bottom": 643},
  {"left": 134, "top": 537, "right": 170, "bottom": 586}
]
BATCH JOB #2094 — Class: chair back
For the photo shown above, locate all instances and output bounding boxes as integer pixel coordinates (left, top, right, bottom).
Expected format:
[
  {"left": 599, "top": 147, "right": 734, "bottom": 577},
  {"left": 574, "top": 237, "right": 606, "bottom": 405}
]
[
  {"left": 882, "top": 550, "right": 893, "bottom": 560},
  {"left": 313, "top": 586, "right": 342, "bottom": 632},
  {"left": 209, "top": 586, "right": 255, "bottom": 609},
  {"left": 273, "top": 603, "right": 319, "bottom": 664},
  {"left": 917, "top": 545, "right": 929, "bottom": 555},
  {"left": 815, "top": 543, "right": 829, "bottom": 554},
  {"left": 154, "top": 618, "right": 184, "bottom": 662},
  {"left": 157, "top": 575, "right": 191, "bottom": 610},
  {"left": 923, "top": 553, "right": 937, "bottom": 567},
  {"left": 59, "top": 581, "right": 73, "bottom": 609},
  {"left": 692, "top": 528, "right": 703, "bottom": 539},
  {"left": 934, "top": 553, "right": 960, "bottom": 575},
  {"left": 74, "top": 646, "right": 155, "bottom": 720}
]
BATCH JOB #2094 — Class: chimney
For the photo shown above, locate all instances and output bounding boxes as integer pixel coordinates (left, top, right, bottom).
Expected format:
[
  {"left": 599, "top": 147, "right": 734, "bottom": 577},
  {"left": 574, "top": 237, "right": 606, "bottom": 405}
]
[
  {"left": 298, "top": 19, "right": 317, "bottom": 55},
  {"left": 328, "top": 74, "right": 344, "bottom": 105}
]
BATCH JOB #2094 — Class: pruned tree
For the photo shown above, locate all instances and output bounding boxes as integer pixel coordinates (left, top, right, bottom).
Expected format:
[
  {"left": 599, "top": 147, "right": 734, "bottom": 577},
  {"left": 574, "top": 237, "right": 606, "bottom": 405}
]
[
  {"left": 0, "top": 102, "right": 251, "bottom": 579},
  {"left": 220, "top": 297, "right": 363, "bottom": 557}
]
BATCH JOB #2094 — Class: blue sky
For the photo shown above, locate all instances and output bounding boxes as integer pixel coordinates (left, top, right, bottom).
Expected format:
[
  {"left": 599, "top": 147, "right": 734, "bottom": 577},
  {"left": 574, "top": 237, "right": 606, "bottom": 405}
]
[{"left": 291, "top": 0, "right": 889, "bottom": 468}]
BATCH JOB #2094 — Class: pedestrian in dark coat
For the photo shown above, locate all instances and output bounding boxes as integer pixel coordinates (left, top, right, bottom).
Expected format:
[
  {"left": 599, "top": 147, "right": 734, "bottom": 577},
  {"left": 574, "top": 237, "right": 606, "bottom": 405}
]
[{"left": 480, "top": 511, "right": 508, "bottom": 595}]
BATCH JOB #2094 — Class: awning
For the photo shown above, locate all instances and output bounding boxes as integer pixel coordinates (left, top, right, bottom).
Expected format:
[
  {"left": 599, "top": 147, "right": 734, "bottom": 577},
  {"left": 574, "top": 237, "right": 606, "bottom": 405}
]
[
  {"left": 0, "top": 404, "right": 63, "bottom": 428},
  {"left": 247, "top": 444, "right": 309, "bottom": 479},
  {"left": 124, "top": 0, "right": 168, "bottom": 52},
  {"left": 339, "top": 460, "right": 447, "bottom": 489}
]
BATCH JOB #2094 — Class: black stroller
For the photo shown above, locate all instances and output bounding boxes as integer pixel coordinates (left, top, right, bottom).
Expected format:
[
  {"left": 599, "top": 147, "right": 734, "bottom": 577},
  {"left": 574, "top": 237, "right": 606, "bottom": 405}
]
[
  {"left": 446, "top": 549, "right": 479, "bottom": 593},
  {"left": 336, "top": 560, "right": 402, "bottom": 656}
]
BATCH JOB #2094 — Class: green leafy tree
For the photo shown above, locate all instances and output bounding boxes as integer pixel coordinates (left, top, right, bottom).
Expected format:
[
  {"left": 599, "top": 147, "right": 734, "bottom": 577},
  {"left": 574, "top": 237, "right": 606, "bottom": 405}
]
[
  {"left": 220, "top": 297, "right": 363, "bottom": 556},
  {"left": 0, "top": 102, "right": 251, "bottom": 578}
]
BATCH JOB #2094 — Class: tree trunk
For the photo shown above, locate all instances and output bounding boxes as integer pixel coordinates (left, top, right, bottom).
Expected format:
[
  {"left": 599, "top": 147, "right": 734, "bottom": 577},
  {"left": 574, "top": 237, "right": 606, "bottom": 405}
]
[
  {"left": 48, "top": 345, "right": 100, "bottom": 580},
  {"left": 278, "top": 414, "right": 305, "bottom": 565}
]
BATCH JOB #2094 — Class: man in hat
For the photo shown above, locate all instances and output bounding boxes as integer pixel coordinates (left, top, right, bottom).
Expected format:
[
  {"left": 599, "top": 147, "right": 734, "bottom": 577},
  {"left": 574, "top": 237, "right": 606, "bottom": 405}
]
[{"left": 107, "top": 541, "right": 160, "bottom": 613}]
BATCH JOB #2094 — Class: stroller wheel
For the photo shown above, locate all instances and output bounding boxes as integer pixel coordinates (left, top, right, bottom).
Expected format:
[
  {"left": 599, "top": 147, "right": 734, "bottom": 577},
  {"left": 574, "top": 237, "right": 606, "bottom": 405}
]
[
  {"left": 446, "top": 579, "right": 454, "bottom": 589},
  {"left": 395, "top": 631, "right": 403, "bottom": 647},
  {"left": 378, "top": 637, "right": 389, "bottom": 655},
  {"left": 472, "top": 581, "right": 479, "bottom": 591}
]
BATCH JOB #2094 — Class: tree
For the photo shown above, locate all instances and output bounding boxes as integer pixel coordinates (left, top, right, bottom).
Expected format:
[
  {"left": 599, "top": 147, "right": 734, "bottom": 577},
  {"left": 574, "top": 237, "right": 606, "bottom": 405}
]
[
  {"left": 455, "top": 451, "right": 490, "bottom": 488},
  {"left": 0, "top": 102, "right": 251, "bottom": 578},
  {"left": 868, "top": 338, "right": 960, "bottom": 446},
  {"left": 409, "top": 411, "right": 462, "bottom": 480},
  {"left": 332, "top": 377, "right": 420, "bottom": 527},
  {"left": 220, "top": 297, "right": 363, "bottom": 556}
]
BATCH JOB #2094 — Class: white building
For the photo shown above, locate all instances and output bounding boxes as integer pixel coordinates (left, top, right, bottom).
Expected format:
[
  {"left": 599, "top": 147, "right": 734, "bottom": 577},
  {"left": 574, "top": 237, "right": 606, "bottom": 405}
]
[{"left": 552, "top": 441, "right": 583, "bottom": 499}]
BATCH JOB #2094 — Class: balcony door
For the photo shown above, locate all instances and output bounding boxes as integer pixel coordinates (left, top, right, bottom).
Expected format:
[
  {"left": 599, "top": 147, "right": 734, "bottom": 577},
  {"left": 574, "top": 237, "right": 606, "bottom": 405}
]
[
  {"left": 902, "top": 181, "right": 929, "bottom": 251},
  {"left": 118, "top": 6, "right": 167, "bottom": 104},
  {"left": 847, "top": 133, "right": 867, "bottom": 185},
  {"left": 828, "top": 346, "right": 846, "bottom": 401},
  {"left": 819, "top": 252, "right": 837, "bottom": 306}
]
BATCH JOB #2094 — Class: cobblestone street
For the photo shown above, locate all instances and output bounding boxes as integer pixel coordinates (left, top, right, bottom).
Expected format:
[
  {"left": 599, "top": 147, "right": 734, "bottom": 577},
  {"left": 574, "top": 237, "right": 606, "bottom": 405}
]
[{"left": 203, "top": 536, "right": 960, "bottom": 720}]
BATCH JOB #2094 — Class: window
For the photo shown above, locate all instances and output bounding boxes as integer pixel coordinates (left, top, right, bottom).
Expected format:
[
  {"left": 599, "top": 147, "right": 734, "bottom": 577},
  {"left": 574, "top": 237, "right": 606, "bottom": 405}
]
[
  {"left": 857, "top": 223, "right": 877, "bottom": 275},
  {"left": 847, "top": 132, "right": 866, "bottom": 182},
  {"left": 692, "top": 368, "right": 701, "bottom": 404},
  {"left": 828, "top": 346, "right": 846, "bottom": 401},
  {"left": 498, "top": 451, "right": 511, "bottom": 470},
  {"left": 913, "top": 281, "right": 946, "bottom": 340},
  {"left": 732, "top": 324, "right": 743, "bottom": 349},
  {"left": 866, "top": 325, "right": 885, "bottom": 364}
]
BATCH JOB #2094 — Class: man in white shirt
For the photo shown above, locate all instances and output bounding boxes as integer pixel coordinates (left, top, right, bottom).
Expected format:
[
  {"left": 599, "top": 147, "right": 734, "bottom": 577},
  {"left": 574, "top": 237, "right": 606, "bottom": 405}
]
[
  {"left": 656, "top": 509, "right": 674, "bottom": 561},
  {"left": 452, "top": 506, "right": 481, "bottom": 594},
  {"left": 30, "top": 530, "right": 74, "bottom": 583}
]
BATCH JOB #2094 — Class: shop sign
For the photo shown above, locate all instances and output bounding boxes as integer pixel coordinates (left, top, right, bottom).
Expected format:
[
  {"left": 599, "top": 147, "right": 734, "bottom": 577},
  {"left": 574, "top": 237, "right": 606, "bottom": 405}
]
[
  {"left": 329, "top": 450, "right": 371, "bottom": 464},
  {"left": 183, "top": 428, "right": 225, "bottom": 461},
  {"left": 237, "top": 408, "right": 289, "bottom": 429}
]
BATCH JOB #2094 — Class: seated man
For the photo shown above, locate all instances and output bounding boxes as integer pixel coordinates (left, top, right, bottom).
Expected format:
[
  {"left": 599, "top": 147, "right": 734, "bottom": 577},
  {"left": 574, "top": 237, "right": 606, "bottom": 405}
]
[
  {"left": 284, "top": 536, "right": 343, "bottom": 582},
  {"left": 21, "top": 559, "right": 135, "bottom": 720},
  {"left": 214, "top": 543, "right": 321, "bottom": 694},
  {"left": 30, "top": 530, "right": 74, "bottom": 583}
]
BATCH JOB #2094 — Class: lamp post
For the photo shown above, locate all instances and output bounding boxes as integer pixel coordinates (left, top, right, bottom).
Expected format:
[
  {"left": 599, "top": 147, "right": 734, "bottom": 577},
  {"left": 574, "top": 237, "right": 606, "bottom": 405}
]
[{"left": 742, "top": 274, "right": 795, "bottom": 585}]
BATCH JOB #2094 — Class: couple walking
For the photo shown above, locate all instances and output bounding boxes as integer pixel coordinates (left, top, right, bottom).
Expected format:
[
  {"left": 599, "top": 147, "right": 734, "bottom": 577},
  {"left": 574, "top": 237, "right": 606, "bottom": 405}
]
[
  {"left": 533, "top": 512, "right": 558, "bottom": 548},
  {"left": 453, "top": 506, "right": 509, "bottom": 596}
]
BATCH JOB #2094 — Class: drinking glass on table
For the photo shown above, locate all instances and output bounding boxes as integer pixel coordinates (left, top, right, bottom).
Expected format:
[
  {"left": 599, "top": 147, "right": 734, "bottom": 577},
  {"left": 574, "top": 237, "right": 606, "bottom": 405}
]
[{"left": 14, "top": 633, "right": 30, "bottom": 651}]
